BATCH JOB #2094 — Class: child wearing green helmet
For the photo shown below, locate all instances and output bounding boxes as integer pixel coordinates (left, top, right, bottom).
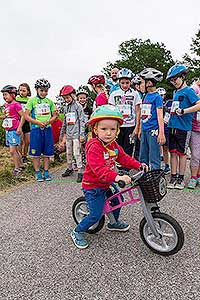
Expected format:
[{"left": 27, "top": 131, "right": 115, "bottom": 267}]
[{"left": 70, "top": 104, "right": 147, "bottom": 249}]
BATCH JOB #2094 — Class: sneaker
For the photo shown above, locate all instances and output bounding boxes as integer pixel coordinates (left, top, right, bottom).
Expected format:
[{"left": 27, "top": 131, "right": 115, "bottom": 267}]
[
  {"left": 107, "top": 221, "right": 130, "bottom": 232},
  {"left": 77, "top": 173, "right": 83, "bottom": 183},
  {"left": 187, "top": 178, "right": 197, "bottom": 189},
  {"left": 44, "top": 170, "right": 52, "bottom": 181},
  {"left": 70, "top": 230, "right": 88, "bottom": 249},
  {"left": 167, "top": 177, "right": 177, "bottom": 189},
  {"left": 36, "top": 171, "right": 44, "bottom": 182},
  {"left": 163, "top": 165, "right": 170, "bottom": 175},
  {"left": 62, "top": 168, "right": 73, "bottom": 177},
  {"left": 73, "top": 163, "right": 78, "bottom": 171},
  {"left": 175, "top": 178, "right": 185, "bottom": 190},
  {"left": 22, "top": 157, "right": 31, "bottom": 164},
  {"left": 12, "top": 168, "right": 22, "bottom": 176}
]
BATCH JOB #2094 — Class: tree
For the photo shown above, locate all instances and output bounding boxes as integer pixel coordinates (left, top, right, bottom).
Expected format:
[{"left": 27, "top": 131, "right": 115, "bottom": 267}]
[
  {"left": 102, "top": 38, "right": 175, "bottom": 95},
  {"left": 182, "top": 25, "right": 200, "bottom": 83}
]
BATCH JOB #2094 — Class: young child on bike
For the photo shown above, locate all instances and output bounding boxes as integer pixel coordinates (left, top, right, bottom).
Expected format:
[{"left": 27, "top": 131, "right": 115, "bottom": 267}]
[
  {"left": 59, "top": 85, "right": 85, "bottom": 183},
  {"left": 25, "top": 78, "right": 57, "bottom": 181},
  {"left": 139, "top": 68, "right": 166, "bottom": 170},
  {"left": 166, "top": 64, "right": 200, "bottom": 189},
  {"left": 1, "top": 85, "right": 24, "bottom": 176},
  {"left": 16, "top": 83, "right": 32, "bottom": 165},
  {"left": 70, "top": 105, "right": 147, "bottom": 249}
]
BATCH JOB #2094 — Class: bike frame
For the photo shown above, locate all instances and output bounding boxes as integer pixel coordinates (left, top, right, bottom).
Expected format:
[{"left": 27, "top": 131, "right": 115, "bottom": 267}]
[{"left": 103, "top": 183, "right": 161, "bottom": 238}]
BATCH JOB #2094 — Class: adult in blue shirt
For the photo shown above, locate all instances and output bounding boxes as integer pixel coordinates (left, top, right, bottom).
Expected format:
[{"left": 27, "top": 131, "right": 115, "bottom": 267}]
[{"left": 106, "top": 67, "right": 120, "bottom": 95}]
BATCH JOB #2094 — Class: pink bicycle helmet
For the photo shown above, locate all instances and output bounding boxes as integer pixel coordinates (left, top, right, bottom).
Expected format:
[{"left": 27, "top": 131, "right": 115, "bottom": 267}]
[
  {"left": 60, "top": 85, "right": 75, "bottom": 96},
  {"left": 88, "top": 75, "right": 105, "bottom": 85}
]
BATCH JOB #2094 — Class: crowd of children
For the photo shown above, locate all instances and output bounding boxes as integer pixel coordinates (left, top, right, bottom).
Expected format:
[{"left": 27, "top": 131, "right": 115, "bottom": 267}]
[{"left": 0, "top": 65, "right": 200, "bottom": 192}]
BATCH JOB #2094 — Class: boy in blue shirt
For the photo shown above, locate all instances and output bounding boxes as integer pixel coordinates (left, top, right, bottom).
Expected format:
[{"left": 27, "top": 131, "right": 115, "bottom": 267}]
[
  {"left": 139, "top": 68, "right": 165, "bottom": 170},
  {"left": 166, "top": 64, "right": 200, "bottom": 189}
]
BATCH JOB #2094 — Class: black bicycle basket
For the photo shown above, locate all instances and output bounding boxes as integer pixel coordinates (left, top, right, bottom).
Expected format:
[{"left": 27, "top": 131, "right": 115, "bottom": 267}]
[{"left": 137, "top": 169, "right": 167, "bottom": 203}]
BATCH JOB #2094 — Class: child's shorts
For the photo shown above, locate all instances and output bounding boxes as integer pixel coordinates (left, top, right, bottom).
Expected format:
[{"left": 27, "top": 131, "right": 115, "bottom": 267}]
[
  {"left": 6, "top": 130, "right": 21, "bottom": 146},
  {"left": 22, "top": 121, "right": 30, "bottom": 134},
  {"left": 29, "top": 127, "right": 54, "bottom": 157},
  {"left": 168, "top": 128, "right": 191, "bottom": 155}
]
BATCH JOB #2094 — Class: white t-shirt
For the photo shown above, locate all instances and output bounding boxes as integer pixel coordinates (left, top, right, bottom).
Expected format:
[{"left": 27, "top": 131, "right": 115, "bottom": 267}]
[{"left": 109, "top": 88, "right": 142, "bottom": 127}]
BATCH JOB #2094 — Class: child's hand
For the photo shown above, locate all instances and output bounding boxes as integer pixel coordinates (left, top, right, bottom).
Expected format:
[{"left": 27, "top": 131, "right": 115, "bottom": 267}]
[
  {"left": 80, "top": 136, "right": 85, "bottom": 143},
  {"left": 16, "top": 127, "right": 22, "bottom": 135},
  {"left": 139, "top": 163, "right": 148, "bottom": 172},
  {"left": 115, "top": 174, "right": 132, "bottom": 185},
  {"left": 157, "top": 133, "right": 166, "bottom": 145}
]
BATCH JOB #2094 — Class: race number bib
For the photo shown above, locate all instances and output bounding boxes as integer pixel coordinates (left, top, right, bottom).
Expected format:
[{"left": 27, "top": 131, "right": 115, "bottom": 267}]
[
  {"left": 118, "top": 104, "right": 131, "bottom": 118},
  {"left": 141, "top": 104, "right": 151, "bottom": 118},
  {"left": 170, "top": 101, "right": 179, "bottom": 114},
  {"left": 2, "top": 118, "right": 13, "bottom": 129},
  {"left": 36, "top": 103, "right": 50, "bottom": 116},
  {"left": 66, "top": 112, "right": 76, "bottom": 125},
  {"left": 196, "top": 111, "right": 200, "bottom": 122},
  {"left": 164, "top": 112, "right": 170, "bottom": 124}
]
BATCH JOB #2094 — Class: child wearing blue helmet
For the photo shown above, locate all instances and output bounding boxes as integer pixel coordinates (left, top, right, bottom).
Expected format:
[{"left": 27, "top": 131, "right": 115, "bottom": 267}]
[{"left": 166, "top": 64, "right": 200, "bottom": 189}]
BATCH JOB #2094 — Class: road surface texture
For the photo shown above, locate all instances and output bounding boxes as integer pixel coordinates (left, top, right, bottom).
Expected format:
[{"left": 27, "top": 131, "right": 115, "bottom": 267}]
[{"left": 0, "top": 167, "right": 199, "bottom": 300}]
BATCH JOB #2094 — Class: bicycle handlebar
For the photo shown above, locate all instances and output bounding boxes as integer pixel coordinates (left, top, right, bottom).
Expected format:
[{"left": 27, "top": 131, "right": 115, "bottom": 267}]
[{"left": 118, "top": 170, "right": 145, "bottom": 188}]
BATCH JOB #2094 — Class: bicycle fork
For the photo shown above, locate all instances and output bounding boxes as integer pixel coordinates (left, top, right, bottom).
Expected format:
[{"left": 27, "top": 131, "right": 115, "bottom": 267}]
[{"left": 138, "top": 187, "right": 161, "bottom": 238}]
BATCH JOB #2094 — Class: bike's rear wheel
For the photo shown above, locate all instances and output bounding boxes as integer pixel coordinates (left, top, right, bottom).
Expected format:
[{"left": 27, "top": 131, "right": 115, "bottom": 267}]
[
  {"left": 139, "top": 212, "right": 184, "bottom": 256},
  {"left": 72, "top": 196, "right": 105, "bottom": 234}
]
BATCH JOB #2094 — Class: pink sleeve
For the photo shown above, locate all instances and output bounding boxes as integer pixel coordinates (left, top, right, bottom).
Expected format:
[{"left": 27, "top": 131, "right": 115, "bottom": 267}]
[
  {"left": 15, "top": 102, "right": 23, "bottom": 112},
  {"left": 95, "top": 93, "right": 108, "bottom": 107}
]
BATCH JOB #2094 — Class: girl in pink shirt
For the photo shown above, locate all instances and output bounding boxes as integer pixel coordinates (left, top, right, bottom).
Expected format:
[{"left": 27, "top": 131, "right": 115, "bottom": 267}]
[
  {"left": 1, "top": 85, "right": 24, "bottom": 176},
  {"left": 88, "top": 75, "right": 108, "bottom": 109}
]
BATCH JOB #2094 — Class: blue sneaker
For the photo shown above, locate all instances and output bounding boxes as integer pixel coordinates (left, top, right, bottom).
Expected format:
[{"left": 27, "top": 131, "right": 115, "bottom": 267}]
[
  {"left": 70, "top": 230, "right": 88, "bottom": 249},
  {"left": 36, "top": 171, "right": 44, "bottom": 182},
  {"left": 44, "top": 170, "right": 51, "bottom": 181},
  {"left": 107, "top": 221, "right": 130, "bottom": 232},
  {"left": 164, "top": 165, "right": 170, "bottom": 175}
]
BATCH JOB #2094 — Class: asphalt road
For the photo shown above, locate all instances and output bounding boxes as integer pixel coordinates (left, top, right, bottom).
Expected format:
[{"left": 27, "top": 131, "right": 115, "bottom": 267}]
[{"left": 0, "top": 167, "right": 200, "bottom": 300}]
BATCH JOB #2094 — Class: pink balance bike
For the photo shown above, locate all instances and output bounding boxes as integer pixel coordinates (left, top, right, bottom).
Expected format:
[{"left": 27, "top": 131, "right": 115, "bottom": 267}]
[{"left": 72, "top": 170, "right": 184, "bottom": 256}]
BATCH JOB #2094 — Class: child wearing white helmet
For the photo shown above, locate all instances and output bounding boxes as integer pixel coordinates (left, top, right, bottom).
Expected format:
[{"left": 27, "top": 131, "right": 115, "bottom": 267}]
[
  {"left": 139, "top": 68, "right": 166, "bottom": 170},
  {"left": 108, "top": 68, "right": 142, "bottom": 161},
  {"left": 156, "top": 87, "right": 172, "bottom": 174}
]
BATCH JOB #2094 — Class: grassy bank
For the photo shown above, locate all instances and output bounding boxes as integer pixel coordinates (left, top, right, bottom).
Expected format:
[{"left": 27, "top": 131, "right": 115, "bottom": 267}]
[{"left": 0, "top": 146, "right": 65, "bottom": 193}]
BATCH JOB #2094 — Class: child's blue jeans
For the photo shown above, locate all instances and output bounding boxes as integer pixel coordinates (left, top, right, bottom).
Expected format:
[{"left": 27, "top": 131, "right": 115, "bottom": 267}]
[
  {"left": 139, "top": 130, "right": 161, "bottom": 170},
  {"left": 75, "top": 184, "right": 120, "bottom": 233}
]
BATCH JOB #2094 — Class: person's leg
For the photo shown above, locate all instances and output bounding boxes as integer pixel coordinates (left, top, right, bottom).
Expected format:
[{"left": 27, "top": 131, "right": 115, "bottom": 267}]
[
  {"left": 121, "top": 127, "right": 134, "bottom": 157},
  {"left": 62, "top": 139, "right": 73, "bottom": 177},
  {"left": 24, "top": 133, "right": 30, "bottom": 158},
  {"left": 188, "top": 131, "right": 199, "bottom": 188},
  {"left": 75, "top": 188, "right": 106, "bottom": 232},
  {"left": 9, "top": 145, "right": 21, "bottom": 169},
  {"left": 148, "top": 130, "right": 161, "bottom": 170},
  {"left": 175, "top": 130, "right": 191, "bottom": 189},
  {"left": 139, "top": 131, "right": 149, "bottom": 166},
  {"left": 73, "top": 138, "right": 83, "bottom": 182}
]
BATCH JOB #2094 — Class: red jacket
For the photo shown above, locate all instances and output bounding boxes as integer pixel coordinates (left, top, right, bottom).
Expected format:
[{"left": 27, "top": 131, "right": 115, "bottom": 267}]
[
  {"left": 51, "top": 118, "right": 63, "bottom": 144},
  {"left": 82, "top": 138, "right": 142, "bottom": 190}
]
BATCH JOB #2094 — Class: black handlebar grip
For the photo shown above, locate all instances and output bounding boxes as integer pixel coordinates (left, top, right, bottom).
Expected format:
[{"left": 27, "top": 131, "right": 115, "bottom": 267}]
[{"left": 118, "top": 180, "right": 126, "bottom": 188}]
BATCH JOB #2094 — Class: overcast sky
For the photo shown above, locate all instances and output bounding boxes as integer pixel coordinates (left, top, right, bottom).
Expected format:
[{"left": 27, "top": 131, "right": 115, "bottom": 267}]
[{"left": 0, "top": 0, "right": 199, "bottom": 104}]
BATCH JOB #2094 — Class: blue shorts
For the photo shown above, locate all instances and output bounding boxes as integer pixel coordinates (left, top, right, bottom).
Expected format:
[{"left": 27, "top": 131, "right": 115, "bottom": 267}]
[
  {"left": 29, "top": 127, "right": 54, "bottom": 157},
  {"left": 6, "top": 130, "right": 21, "bottom": 146}
]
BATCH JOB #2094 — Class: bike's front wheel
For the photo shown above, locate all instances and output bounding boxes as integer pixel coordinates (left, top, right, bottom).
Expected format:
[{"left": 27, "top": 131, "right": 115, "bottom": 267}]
[
  {"left": 139, "top": 212, "right": 184, "bottom": 256},
  {"left": 72, "top": 196, "right": 105, "bottom": 234}
]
